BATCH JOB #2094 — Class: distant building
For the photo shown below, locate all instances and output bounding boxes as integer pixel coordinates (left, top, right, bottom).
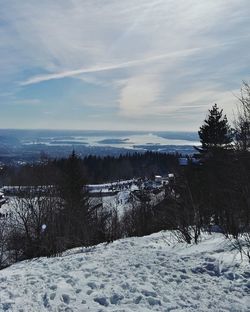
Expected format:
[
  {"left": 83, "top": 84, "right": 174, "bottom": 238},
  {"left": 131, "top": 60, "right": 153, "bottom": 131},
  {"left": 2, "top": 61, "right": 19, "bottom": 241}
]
[
  {"left": 155, "top": 175, "right": 162, "bottom": 182},
  {"left": 179, "top": 157, "right": 200, "bottom": 166},
  {"left": 179, "top": 157, "right": 189, "bottom": 166},
  {"left": 168, "top": 173, "right": 174, "bottom": 179}
]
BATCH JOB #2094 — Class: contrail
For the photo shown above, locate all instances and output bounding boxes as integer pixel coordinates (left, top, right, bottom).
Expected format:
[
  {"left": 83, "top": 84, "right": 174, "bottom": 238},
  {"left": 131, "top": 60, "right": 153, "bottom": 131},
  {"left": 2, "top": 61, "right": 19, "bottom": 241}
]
[
  {"left": 21, "top": 36, "right": 248, "bottom": 86},
  {"left": 20, "top": 47, "right": 203, "bottom": 86}
]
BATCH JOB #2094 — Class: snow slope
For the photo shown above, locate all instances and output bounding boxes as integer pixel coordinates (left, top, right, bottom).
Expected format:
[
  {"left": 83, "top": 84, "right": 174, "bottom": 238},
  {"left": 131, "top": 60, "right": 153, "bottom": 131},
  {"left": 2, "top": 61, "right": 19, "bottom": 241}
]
[{"left": 0, "top": 232, "right": 249, "bottom": 312}]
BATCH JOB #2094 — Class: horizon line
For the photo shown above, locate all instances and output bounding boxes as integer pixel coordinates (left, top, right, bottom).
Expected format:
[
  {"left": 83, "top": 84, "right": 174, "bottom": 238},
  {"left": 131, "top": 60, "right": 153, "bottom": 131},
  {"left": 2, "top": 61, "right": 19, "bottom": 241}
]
[{"left": 0, "top": 127, "right": 198, "bottom": 133}]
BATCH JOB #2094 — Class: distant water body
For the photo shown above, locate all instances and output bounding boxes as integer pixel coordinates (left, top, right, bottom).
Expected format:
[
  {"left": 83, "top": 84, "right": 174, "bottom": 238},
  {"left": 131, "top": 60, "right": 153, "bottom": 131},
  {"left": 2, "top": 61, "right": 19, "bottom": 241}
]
[
  {"left": 0, "top": 129, "right": 199, "bottom": 144},
  {"left": 0, "top": 129, "right": 200, "bottom": 161}
]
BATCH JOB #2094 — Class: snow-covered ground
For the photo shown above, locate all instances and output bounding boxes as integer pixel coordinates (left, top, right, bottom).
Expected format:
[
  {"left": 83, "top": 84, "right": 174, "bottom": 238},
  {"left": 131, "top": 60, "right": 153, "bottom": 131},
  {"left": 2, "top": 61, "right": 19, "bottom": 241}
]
[
  {"left": 0, "top": 232, "right": 249, "bottom": 312},
  {"left": 0, "top": 180, "right": 164, "bottom": 218},
  {"left": 89, "top": 188, "right": 165, "bottom": 217}
]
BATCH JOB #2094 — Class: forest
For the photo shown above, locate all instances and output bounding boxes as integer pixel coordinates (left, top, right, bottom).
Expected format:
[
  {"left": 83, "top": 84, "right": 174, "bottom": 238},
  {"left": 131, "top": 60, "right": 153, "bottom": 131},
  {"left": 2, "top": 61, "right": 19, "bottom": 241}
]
[{"left": 0, "top": 151, "right": 179, "bottom": 186}]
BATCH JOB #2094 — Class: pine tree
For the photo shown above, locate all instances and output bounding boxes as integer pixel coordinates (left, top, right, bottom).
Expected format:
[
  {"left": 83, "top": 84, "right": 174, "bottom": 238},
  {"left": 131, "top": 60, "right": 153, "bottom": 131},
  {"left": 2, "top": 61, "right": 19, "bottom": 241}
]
[
  {"left": 197, "top": 104, "right": 233, "bottom": 156},
  {"left": 58, "top": 151, "right": 90, "bottom": 247}
]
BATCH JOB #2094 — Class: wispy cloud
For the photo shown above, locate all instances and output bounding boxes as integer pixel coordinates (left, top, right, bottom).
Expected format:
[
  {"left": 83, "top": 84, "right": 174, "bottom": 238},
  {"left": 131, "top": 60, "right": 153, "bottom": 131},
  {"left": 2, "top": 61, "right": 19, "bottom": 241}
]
[
  {"left": 20, "top": 35, "right": 248, "bottom": 86},
  {"left": 11, "top": 98, "right": 41, "bottom": 105},
  {"left": 118, "top": 73, "right": 162, "bottom": 116},
  {"left": 20, "top": 46, "right": 205, "bottom": 86},
  {"left": 0, "top": 0, "right": 249, "bottom": 130}
]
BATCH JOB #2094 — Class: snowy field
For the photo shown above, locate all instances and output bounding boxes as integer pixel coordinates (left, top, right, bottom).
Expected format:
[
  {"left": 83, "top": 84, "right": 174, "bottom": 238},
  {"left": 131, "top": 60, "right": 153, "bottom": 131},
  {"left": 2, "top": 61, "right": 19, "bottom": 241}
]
[
  {"left": 0, "top": 232, "right": 249, "bottom": 311},
  {"left": 90, "top": 188, "right": 165, "bottom": 217},
  {"left": 0, "top": 190, "right": 138, "bottom": 219}
]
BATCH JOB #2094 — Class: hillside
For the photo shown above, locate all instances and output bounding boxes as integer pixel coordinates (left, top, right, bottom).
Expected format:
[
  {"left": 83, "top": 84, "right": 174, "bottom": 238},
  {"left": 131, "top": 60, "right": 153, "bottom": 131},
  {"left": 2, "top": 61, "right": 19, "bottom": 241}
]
[{"left": 0, "top": 232, "right": 249, "bottom": 311}]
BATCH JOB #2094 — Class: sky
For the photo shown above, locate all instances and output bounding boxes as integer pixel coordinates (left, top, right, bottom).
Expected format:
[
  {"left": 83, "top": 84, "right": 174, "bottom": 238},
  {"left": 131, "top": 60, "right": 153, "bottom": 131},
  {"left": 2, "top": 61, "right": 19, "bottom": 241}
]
[{"left": 0, "top": 0, "right": 249, "bottom": 131}]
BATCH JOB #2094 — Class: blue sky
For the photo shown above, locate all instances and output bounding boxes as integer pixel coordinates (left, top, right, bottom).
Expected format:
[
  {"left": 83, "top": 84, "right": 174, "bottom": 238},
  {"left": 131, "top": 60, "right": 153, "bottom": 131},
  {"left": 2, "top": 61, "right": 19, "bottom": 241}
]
[{"left": 0, "top": 0, "right": 249, "bottom": 131}]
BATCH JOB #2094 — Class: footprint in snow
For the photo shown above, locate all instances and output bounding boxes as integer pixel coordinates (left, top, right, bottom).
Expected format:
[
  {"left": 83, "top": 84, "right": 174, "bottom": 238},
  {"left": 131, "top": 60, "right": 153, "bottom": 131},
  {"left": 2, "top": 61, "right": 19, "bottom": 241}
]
[
  {"left": 110, "top": 293, "right": 124, "bottom": 304},
  {"left": 50, "top": 293, "right": 56, "bottom": 300},
  {"left": 50, "top": 285, "right": 57, "bottom": 291},
  {"left": 87, "top": 282, "right": 97, "bottom": 289},
  {"left": 84, "top": 273, "right": 91, "bottom": 278},
  {"left": 66, "top": 278, "right": 76, "bottom": 287},
  {"left": 94, "top": 296, "right": 109, "bottom": 307},
  {"left": 147, "top": 297, "right": 161, "bottom": 306},
  {"left": 61, "top": 293, "right": 70, "bottom": 304}
]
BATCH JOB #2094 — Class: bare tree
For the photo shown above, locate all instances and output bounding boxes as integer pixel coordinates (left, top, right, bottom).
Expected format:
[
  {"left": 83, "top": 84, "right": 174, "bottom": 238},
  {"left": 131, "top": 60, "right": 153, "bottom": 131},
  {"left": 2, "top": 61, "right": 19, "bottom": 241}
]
[
  {"left": 0, "top": 218, "right": 12, "bottom": 269},
  {"left": 9, "top": 186, "right": 61, "bottom": 259},
  {"left": 234, "top": 81, "right": 250, "bottom": 151}
]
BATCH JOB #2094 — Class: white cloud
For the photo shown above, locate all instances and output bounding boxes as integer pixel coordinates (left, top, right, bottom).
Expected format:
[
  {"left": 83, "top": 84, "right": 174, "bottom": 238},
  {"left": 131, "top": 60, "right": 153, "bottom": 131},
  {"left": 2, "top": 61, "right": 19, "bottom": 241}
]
[{"left": 118, "top": 74, "right": 162, "bottom": 116}]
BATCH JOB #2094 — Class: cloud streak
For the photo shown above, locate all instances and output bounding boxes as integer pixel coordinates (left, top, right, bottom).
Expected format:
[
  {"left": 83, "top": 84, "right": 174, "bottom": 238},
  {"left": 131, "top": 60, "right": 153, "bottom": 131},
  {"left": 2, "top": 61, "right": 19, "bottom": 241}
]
[
  {"left": 20, "top": 46, "right": 204, "bottom": 86},
  {"left": 20, "top": 34, "right": 250, "bottom": 86}
]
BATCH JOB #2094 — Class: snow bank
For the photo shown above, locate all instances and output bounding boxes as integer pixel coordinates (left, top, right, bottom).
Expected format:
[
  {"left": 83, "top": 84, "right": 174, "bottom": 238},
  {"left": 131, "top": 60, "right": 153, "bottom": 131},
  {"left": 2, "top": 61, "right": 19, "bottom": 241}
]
[{"left": 0, "top": 232, "right": 249, "bottom": 311}]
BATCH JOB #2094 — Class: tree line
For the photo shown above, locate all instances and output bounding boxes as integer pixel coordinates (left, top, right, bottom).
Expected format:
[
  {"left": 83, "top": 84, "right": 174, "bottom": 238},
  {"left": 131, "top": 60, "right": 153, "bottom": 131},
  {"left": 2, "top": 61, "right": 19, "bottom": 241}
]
[{"left": 0, "top": 151, "right": 179, "bottom": 187}]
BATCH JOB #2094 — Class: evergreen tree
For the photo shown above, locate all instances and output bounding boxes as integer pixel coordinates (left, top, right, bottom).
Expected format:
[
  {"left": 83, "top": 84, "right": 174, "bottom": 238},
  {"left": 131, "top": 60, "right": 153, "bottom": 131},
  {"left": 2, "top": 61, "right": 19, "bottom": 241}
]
[
  {"left": 197, "top": 104, "right": 233, "bottom": 156},
  {"left": 58, "top": 151, "right": 90, "bottom": 247}
]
